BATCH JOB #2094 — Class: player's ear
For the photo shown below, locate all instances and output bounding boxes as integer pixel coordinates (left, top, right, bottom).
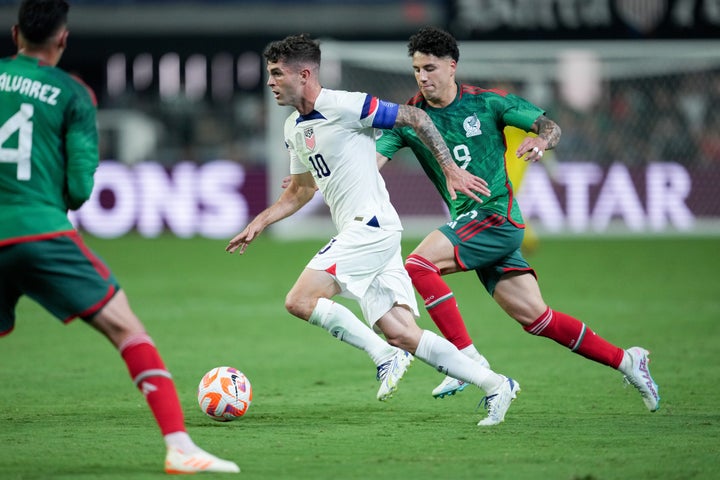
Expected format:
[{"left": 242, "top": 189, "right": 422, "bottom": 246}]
[
  {"left": 58, "top": 28, "right": 69, "bottom": 50},
  {"left": 11, "top": 25, "right": 19, "bottom": 47}
]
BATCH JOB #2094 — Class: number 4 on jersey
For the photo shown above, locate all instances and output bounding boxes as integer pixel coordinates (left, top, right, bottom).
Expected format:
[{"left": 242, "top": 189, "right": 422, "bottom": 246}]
[{"left": 0, "top": 103, "right": 34, "bottom": 181}]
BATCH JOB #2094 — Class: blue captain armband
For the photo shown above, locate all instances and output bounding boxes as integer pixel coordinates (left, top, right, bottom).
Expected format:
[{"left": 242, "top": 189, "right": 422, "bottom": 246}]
[{"left": 370, "top": 100, "right": 399, "bottom": 129}]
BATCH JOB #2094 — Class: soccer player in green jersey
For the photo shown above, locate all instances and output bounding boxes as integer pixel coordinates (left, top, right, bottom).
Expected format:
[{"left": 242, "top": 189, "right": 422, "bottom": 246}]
[
  {"left": 0, "top": 0, "right": 239, "bottom": 473},
  {"left": 376, "top": 26, "right": 660, "bottom": 412}
]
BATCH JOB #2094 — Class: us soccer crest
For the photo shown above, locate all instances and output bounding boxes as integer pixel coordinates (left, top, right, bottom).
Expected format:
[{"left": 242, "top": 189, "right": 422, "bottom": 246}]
[
  {"left": 463, "top": 114, "right": 482, "bottom": 138},
  {"left": 304, "top": 127, "right": 316, "bottom": 152}
]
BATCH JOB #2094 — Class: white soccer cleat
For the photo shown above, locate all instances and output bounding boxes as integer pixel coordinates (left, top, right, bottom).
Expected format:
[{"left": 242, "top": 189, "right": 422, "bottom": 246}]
[
  {"left": 623, "top": 346, "right": 660, "bottom": 412},
  {"left": 376, "top": 349, "right": 414, "bottom": 401},
  {"left": 432, "top": 376, "right": 469, "bottom": 399},
  {"left": 477, "top": 377, "right": 520, "bottom": 426},
  {"left": 164, "top": 446, "right": 240, "bottom": 474},
  {"left": 432, "top": 355, "right": 490, "bottom": 398}
]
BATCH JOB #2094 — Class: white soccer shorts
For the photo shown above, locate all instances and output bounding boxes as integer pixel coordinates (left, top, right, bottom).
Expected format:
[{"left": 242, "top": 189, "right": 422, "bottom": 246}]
[{"left": 306, "top": 221, "right": 419, "bottom": 325}]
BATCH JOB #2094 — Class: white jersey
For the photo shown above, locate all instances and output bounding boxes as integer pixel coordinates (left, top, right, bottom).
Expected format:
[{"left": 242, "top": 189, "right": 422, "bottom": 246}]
[{"left": 284, "top": 88, "right": 403, "bottom": 233}]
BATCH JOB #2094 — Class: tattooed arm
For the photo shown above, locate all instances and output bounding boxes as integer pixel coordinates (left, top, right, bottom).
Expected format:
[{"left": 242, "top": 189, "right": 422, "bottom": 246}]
[
  {"left": 394, "top": 104, "right": 490, "bottom": 201},
  {"left": 533, "top": 115, "right": 562, "bottom": 150},
  {"left": 395, "top": 105, "right": 456, "bottom": 170},
  {"left": 517, "top": 115, "right": 562, "bottom": 162}
]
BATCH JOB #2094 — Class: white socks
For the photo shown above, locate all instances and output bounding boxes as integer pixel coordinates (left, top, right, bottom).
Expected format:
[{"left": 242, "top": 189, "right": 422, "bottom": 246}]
[
  {"left": 415, "top": 330, "right": 503, "bottom": 392},
  {"left": 165, "top": 431, "right": 200, "bottom": 454},
  {"left": 460, "top": 344, "right": 489, "bottom": 364},
  {"left": 308, "top": 297, "right": 396, "bottom": 366},
  {"left": 307, "top": 299, "right": 504, "bottom": 391},
  {"left": 618, "top": 350, "right": 632, "bottom": 375}
]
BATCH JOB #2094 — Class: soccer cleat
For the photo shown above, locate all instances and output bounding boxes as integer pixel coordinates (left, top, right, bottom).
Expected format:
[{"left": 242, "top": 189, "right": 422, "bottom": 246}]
[
  {"left": 432, "top": 376, "right": 469, "bottom": 399},
  {"left": 623, "top": 346, "right": 660, "bottom": 412},
  {"left": 376, "top": 349, "right": 414, "bottom": 401},
  {"left": 477, "top": 377, "right": 520, "bottom": 426},
  {"left": 164, "top": 446, "right": 240, "bottom": 474},
  {"left": 432, "top": 355, "right": 490, "bottom": 399}
]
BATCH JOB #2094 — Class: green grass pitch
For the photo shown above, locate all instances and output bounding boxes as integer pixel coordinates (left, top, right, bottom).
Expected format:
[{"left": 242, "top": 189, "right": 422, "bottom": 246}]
[{"left": 1, "top": 234, "right": 718, "bottom": 480}]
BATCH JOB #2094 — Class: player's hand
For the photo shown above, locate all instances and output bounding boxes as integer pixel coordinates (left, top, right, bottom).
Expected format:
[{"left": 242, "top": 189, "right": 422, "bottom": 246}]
[
  {"left": 443, "top": 166, "right": 490, "bottom": 203},
  {"left": 516, "top": 136, "right": 548, "bottom": 162},
  {"left": 226, "top": 224, "right": 263, "bottom": 255}
]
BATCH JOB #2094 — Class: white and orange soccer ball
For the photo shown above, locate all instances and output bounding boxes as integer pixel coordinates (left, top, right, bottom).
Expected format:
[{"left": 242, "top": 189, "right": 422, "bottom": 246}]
[{"left": 197, "top": 366, "right": 252, "bottom": 422}]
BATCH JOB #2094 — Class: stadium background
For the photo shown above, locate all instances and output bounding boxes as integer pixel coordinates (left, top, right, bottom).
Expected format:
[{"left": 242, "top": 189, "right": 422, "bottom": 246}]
[
  {"left": 2, "top": 3, "right": 720, "bottom": 479},
  {"left": 1, "top": 0, "right": 719, "bottom": 239}
]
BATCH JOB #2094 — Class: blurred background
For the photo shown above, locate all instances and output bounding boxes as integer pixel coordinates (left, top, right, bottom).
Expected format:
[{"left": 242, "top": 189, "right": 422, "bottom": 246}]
[{"left": 1, "top": 0, "right": 719, "bottom": 239}]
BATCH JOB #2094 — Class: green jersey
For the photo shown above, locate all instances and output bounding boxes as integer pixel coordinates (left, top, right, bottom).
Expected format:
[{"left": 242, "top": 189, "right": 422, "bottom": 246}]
[
  {"left": 0, "top": 54, "right": 98, "bottom": 245},
  {"left": 376, "top": 84, "right": 544, "bottom": 225}
]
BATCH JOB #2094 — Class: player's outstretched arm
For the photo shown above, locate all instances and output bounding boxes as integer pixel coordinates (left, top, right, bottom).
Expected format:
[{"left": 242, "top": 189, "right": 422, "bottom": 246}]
[
  {"left": 394, "top": 105, "right": 490, "bottom": 202},
  {"left": 226, "top": 172, "right": 316, "bottom": 254}
]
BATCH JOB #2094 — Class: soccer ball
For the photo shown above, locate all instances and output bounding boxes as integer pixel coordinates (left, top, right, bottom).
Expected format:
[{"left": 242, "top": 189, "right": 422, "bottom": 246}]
[{"left": 197, "top": 366, "right": 252, "bottom": 422}]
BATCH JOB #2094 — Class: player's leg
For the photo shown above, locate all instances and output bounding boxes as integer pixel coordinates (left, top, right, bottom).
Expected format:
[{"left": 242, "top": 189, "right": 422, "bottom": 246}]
[
  {"left": 376, "top": 304, "right": 491, "bottom": 384},
  {"left": 90, "top": 291, "right": 185, "bottom": 436},
  {"left": 375, "top": 305, "right": 519, "bottom": 426},
  {"left": 286, "top": 267, "right": 401, "bottom": 384},
  {"left": 406, "top": 219, "right": 507, "bottom": 398},
  {"left": 405, "top": 231, "right": 475, "bottom": 350},
  {"left": 290, "top": 230, "right": 413, "bottom": 397},
  {"left": 494, "top": 271, "right": 625, "bottom": 366},
  {"left": 493, "top": 271, "right": 660, "bottom": 411},
  {"left": 363, "top": 258, "right": 518, "bottom": 426},
  {"left": 0, "top": 244, "right": 23, "bottom": 337},
  {"left": 405, "top": 232, "right": 488, "bottom": 352},
  {"left": 89, "top": 295, "right": 239, "bottom": 473},
  {"left": 405, "top": 248, "right": 488, "bottom": 397},
  {"left": 15, "top": 234, "right": 239, "bottom": 473}
]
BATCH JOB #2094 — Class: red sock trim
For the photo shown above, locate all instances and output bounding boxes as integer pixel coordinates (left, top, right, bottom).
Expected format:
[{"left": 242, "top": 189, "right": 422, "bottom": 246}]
[
  {"left": 120, "top": 333, "right": 186, "bottom": 435},
  {"left": 524, "top": 308, "right": 624, "bottom": 368},
  {"left": 405, "top": 254, "right": 473, "bottom": 350}
]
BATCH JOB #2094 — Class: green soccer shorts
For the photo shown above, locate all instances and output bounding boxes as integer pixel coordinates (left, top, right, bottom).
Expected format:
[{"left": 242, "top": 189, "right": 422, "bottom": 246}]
[
  {"left": 438, "top": 210, "right": 536, "bottom": 295},
  {"left": 0, "top": 231, "right": 119, "bottom": 336}
]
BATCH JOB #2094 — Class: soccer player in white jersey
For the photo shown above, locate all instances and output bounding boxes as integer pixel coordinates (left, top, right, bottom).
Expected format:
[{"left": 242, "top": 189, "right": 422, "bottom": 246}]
[{"left": 226, "top": 33, "right": 520, "bottom": 426}]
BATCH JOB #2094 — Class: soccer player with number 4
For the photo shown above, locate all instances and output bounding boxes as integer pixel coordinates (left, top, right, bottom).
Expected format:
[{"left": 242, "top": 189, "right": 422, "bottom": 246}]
[
  {"left": 375, "top": 26, "right": 660, "bottom": 412},
  {"left": 0, "top": 0, "right": 239, "bottom": 473}
]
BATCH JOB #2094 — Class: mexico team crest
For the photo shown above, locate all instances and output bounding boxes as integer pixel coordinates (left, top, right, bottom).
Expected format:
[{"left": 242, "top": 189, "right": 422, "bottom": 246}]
[
  {"left": 304, "top": 127, "right": 316, "bottom": 151},
  {"left": 463, "top": 113, "right": 482, "bottom": 138}
]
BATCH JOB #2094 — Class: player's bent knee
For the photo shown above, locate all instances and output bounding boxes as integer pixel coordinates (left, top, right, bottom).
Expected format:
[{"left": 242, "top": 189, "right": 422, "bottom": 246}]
[
  {"left": 384, "top": 332, "right": 418, "bottom": 354},
  {"left": 284, "top": 293, "right": 313, "bottom": 321},
  {"left": 377, "top": 316, "right": 422, "bottom": 353},
  {"left": 89, "top": 290, "right": 146, "bottom": 345}
]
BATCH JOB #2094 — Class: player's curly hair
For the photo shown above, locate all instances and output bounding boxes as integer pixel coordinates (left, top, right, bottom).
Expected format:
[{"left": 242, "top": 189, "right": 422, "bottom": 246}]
[
  {"left": 18, "top": 0, "right": 69, "bottom": 45},
  {"left": 264, "top": 33, "right": 321, "bottom": 68},
  {"left": 407, "top": 26, "right": 459, "bottom": 62}
]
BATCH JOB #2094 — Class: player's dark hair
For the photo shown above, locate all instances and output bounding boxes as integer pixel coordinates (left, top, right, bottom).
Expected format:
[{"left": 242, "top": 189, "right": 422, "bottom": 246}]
[
  {"left": 407, "top": 26, "right": 460, "bottom": 62},
  {"left": 264, "top": 33, "right": 321, "bottom": 69},
  {"left": 17, "top": 0, "right": 69, "bottom": 45}
]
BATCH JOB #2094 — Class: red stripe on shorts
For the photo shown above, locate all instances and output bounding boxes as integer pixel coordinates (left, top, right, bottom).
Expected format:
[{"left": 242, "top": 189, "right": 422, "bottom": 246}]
[
  {"left": 64, "top": 285, "right": 117, "bottom": 323},
  {"left": 68, "top": 231, "right": 111, "bottom": 280},
  {"left": 0, "top": 230, "right": 75, "bottom": 248},
  {"left": 455, "top": 214, "right": 505, "bottom": 241}
]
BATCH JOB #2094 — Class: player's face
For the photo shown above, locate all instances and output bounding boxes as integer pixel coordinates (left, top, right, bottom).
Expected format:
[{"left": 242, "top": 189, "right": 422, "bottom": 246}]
[
  {"left": 412, "top": 52, "right": 456, "bottom": 107},
  {"left": 266, "top": 60, "right": 303, "bottom": 107}
]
